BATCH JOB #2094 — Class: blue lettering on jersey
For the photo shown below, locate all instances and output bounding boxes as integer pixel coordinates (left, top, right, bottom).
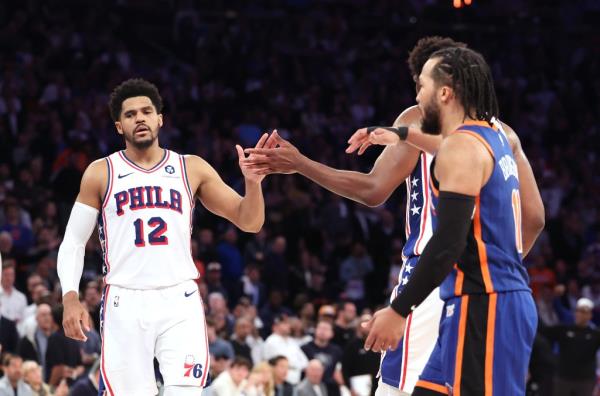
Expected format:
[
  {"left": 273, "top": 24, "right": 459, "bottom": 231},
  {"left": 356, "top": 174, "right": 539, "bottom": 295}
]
[{"left": 114, "top": 186, "right": 183, "bottom": 215}]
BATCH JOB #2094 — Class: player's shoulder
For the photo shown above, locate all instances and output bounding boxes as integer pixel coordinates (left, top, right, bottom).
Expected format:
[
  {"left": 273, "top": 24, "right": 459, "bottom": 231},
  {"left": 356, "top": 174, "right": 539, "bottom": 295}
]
[
  {"left": 497, "top": 120, "right": 521, "bottom": 152},
  {"left": 439, "top": 132, "right": 492, "bottom": 166},
  {"left": 393, "top": 105, "right": 421, "bottom": 127},
  {"left": 83, "top": 158, "right": 109, "bottom": 178}
]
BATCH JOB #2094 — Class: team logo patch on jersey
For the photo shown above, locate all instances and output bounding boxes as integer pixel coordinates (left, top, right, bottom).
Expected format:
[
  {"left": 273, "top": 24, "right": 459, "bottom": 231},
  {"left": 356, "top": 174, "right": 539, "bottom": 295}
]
[
  {"left": 183, "top": 355, "right": 203, "bottom": 378},
  {"left": 165, "top": 165, "right": 175, "bottom": 174}
]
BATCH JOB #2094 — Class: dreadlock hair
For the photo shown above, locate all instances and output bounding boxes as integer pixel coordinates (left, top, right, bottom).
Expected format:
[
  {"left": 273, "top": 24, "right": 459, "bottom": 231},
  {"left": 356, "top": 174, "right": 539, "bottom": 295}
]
[
  {"left": 108, "top": 78, "right": 163, "bottom": 122},
  {"left": 407, "top": 36, "right": 467, "bottom": 78},
  {"left": 428, "top": 47, "right": 499, "bottom": 123}
]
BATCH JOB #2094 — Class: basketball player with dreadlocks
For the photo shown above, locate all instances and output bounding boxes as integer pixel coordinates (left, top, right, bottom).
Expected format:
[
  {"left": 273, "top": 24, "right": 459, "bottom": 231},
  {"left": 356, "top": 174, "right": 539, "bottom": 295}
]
[
  {"left": 362, "top": 47, "right": 538, "bottom": 395},
  {"left": 243, "top": 38, "right": 544, "bottom": 395}
]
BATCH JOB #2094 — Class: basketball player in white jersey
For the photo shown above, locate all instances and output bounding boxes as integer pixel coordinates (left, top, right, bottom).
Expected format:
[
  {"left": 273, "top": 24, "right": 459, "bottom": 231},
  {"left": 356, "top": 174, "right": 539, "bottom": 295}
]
[
  {"left": 57, "top": 78, "right": 268, "bottom": 396},
  {"left": 242, "top": 37, "right": 544, "bottom": 395}
]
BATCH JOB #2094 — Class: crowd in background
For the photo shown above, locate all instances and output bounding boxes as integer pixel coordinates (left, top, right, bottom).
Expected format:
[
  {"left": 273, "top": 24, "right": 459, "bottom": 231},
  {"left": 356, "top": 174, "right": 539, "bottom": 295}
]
[{"left": 0, "top": 0, "right": 599, "bottom": 395}]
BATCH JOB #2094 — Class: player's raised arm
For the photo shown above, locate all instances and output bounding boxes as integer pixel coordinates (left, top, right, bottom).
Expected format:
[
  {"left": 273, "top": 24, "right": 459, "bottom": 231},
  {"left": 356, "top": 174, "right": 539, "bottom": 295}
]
[
  {"left": 243, "top": 107, "right": 422, "bottom": 207},
  {"left": 501, "top": 122, "right": 545, "bottom": 256},
  {"left": 57, "top": 159, "right": 106, "bottom": 342},
  {"left": 186, "top": 135, "right": 269, "bottom": 233}
]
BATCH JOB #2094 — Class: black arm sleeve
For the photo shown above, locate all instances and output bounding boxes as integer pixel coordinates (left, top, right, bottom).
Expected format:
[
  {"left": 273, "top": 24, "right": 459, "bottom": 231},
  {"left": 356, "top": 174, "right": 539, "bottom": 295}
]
[{"left": 390, "top": 191, "right": 475, "bottom": 316}]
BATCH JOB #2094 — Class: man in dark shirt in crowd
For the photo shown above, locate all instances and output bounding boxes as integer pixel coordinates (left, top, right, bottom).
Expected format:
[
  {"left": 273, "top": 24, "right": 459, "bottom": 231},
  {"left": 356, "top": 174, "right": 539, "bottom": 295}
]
[
  {"left": 541, "top": 297, "right": 600, "bottom": 395},
  {"left": 69, "top": 359, "right": 100, "bottom": 396},
  {"left": 269, "top": 355, "right": 294, "bottom": 396},
  {"left": 45, "top": 305, "right": 84, "bottom": 387},
  {"left": 301, "top": 320, "right": 343, "bottom": 396},
  {"left": 341, "top": 313, "right": 380, "bottom": 396}
]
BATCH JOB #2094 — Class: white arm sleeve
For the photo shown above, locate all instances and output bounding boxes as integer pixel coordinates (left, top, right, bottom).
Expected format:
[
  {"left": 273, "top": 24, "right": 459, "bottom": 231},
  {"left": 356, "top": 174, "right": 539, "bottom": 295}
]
[{"left": 57, "top": 202, "right": 99, "bottom": 296}]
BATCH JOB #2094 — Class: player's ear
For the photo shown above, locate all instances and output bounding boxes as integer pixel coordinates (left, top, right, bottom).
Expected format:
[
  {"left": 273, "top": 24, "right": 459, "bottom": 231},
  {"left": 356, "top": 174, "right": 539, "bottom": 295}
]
[
  {"left": 158, "top": 114, "right": 163, "bottom": 128},
  {"left": 439, "top": 86, "right": 453, "bottom": 103},
  {"left": 115, "top": 121, "right": 124, "bottom": 135}
]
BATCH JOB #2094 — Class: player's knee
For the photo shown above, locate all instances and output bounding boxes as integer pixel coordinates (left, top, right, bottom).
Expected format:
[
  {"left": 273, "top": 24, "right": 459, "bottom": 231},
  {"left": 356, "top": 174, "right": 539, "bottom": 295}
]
[{"left": 162, "top": 385, "right": 202, "bottom": 395}]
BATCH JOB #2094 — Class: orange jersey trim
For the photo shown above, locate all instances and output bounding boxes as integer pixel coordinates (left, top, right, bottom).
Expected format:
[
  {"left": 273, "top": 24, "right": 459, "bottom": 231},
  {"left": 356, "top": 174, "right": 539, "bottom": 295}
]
[
  {"left": 485, "top": 293, "right": 498, "bottom": 396},
  {"left": 453, "top": 295, "right": 470, "bottom": 396},
  {"left": 474, "top": 196, "right": 494, "bottom": 293},
  {"left": 415, "top": 380, "right": 449, "bottom": 394}
]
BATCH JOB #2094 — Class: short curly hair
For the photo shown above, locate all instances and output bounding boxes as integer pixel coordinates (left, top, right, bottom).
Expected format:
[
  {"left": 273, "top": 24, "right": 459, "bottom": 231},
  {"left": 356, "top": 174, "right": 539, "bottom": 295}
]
[
  {"left": 108, "top": 78, "right": 163, "bottom": 122},
  {"left": 407, "top": 36, "right": 467, "bottom": 78}
]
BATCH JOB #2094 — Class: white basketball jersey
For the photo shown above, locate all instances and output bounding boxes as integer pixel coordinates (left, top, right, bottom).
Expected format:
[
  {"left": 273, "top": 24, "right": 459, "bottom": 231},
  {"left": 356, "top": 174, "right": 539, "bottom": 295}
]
[{"left": 98, "top": 149, "right": 198, "bottom": 289}]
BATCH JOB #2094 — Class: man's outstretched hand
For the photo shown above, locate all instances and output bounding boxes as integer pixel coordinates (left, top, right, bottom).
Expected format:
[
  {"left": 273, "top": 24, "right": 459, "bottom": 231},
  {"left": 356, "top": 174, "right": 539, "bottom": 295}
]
[{"left": 242, "top": 130, "right": 303, "bottom": 175}]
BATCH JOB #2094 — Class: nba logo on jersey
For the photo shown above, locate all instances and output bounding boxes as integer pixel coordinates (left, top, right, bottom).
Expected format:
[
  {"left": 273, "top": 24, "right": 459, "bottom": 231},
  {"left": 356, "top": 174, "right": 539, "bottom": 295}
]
[{"left": 113, "top": 295, "right": 119, "bottom": 307}]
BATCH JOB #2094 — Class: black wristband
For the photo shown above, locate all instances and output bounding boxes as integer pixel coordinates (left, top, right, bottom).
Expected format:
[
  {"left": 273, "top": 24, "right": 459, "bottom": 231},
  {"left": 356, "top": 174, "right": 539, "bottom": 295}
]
[{"left": 366, "top": 126, "right": 409, "bottom": 141}]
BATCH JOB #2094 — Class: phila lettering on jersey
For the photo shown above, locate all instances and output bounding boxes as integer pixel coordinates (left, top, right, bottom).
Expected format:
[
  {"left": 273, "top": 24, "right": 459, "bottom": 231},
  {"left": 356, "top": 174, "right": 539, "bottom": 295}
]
[{"left": 98, "top": 149, "right": 198, "bottom": 289}]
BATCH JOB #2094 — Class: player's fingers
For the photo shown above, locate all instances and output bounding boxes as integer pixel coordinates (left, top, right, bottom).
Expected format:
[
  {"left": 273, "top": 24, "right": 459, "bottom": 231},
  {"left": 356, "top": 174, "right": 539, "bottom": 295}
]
[
  {"left": 255, "top": 133, "right": 269, "bottom": 149},
  {"left": 244, "top": 148, "right": 272, "bottom": 156},
  {"left": 265, "top": 130, "right": 278, "bottom": 149},
  {"left": 346, "top": 138, "right": 367, "bottom": 154},
  {"left": 347, "top": 129, "right": 367, "bottom": 144},
  {"left": 236, "top": 144, "right": 246, "bottom": 160},
  {"left": 82, "top": 310, "right": 91, "bottom": 332},
  {"left": 357, "top": 141, "right": 372, "bottom": 155},
  {"left": 364, "top": 331, "right": 376, "bottom": 351}
]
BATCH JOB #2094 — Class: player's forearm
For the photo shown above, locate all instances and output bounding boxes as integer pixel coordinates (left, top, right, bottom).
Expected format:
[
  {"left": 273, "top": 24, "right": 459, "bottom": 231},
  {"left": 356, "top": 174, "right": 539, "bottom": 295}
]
[
  {"left": 516, "top": 151, "right": 545, "bottom": 256},
  {"left": 237, "top": 180, "right": 265, "bottom": 233},
  {"left": 296, "top": 155, "right": 382, "bottom": 206},
  {"left": 404, "top": 129, "right": 442, "bottom": 155}
]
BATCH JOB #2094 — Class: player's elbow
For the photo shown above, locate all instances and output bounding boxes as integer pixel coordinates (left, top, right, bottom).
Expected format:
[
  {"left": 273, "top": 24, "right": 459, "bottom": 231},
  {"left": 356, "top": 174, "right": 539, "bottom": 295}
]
[
  {"left": 524, "top": 203, "right": 546, "bottom": 236},
  {"left": 239, "top": 219, "right": 264, "bottom": 234},
  {"left": 362, "top": 189, "right": 390, "bottom": 207}
]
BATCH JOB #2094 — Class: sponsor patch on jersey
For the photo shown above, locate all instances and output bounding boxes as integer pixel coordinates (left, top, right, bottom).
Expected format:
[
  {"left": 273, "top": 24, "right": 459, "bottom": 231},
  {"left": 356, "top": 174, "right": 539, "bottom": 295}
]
[{"left": 165, "top": 165, "right": 175, "bottom": 174}]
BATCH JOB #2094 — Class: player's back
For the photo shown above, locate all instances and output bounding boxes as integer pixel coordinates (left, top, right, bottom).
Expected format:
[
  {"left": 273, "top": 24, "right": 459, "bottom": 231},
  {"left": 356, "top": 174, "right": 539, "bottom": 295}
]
[
  {"left": 99, "top": 149, "right": 198, "bottom": 289},
  {"left": 431, "top": 121, "right": 530, "bottom": 300}
]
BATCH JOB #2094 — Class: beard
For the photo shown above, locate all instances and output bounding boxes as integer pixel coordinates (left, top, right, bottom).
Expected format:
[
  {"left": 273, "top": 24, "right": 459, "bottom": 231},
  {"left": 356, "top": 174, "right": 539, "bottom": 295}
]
[
  {"left": 124, "top": 127, "right": 158, "bottom": 149},
  {"left": 421, "top": 99, "right": 442, "bottom": 135}
]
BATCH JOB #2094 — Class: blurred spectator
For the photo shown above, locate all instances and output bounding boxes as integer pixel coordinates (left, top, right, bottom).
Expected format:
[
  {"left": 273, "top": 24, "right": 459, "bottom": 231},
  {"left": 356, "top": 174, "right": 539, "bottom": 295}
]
[
  {"left": 245, "top": 362, "right": 275, "bottom": 396},
  {"left": 540, "top": 298, "right": 600, "bottom": 396},
  {"left": 17, "top": 303, "right": 55, "bottom": 374},
  {"left": 294, "top": 359, "right": 327, "bottom": 396},
  {"left": 333, "top": 302, "right": 357, "bottom": 349},
  {"left": 45, "top": 305, "right": 84, "bottom": 387},
  {"left": 268, "top": 356, "right": 293, "bottom": 396},
  {"left": 317, "top": 305, "right": 336, "bottom": 325},
  {"left": 260, "top": 290, "right": 293, "bottom": 338},
  {"left": 0, "top": 353, "right": 34, "bottom": 396},
  {"left": 261, "top": 315, "right": 308, "bottom": 385},
  {"left": 0, "top": 200, "right": 34, "bottom": 257},
  {"left": 263, "top": 236, "right": 289, "bottom": 293},
  {"left": 244, "top": 229, "right": 268, "bottom": 264},
  {"left": 207, "top": 356, "right": 252, "bottom": 396},
  {"left": 205, "top": 262, "right": 229, "bottom": 301},
  {"left": 528, "top": 256, "right": 556, "bottom": 299},
  {"left": 68, "top": 360, "right": 100, "bottom": 396},
  {"left": 339, "top": 242, "right": 373, "bottom": 305},
  {"left": 217, "top": 227, "right": 244, "bottom": 287},
  {"left": 1, "top": 262, "right": 28, "bottom": 324},
  {"left": 0, "top": 304, "right": 19, "bottom": 354},
  {"left": 301, "top": 320, "right": 343, "bottom": 396},
  {"left": 341, "top": 313, "right": 380, "bottom": 396},
  {"left": 235, "top": 263, "right": 266, "bottom": 308},
  {"left": 230, "top": 316, "right": 254, "bottom": 363},
  {"left": 207, "top": 316, "right": 235, "bottom": 364},
  {"left": 22, "top": 360, "right": 68, "bottom": 396}
]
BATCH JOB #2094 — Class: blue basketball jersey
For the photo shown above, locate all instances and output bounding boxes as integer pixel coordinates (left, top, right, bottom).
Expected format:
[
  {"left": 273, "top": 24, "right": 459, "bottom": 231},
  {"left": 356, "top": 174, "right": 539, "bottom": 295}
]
[{"left": 430, "top": 121, "right": 531, "bottom": 300}]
